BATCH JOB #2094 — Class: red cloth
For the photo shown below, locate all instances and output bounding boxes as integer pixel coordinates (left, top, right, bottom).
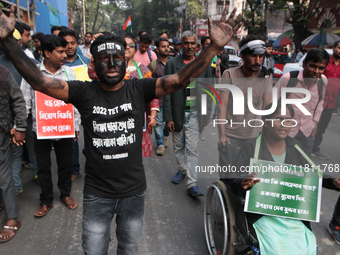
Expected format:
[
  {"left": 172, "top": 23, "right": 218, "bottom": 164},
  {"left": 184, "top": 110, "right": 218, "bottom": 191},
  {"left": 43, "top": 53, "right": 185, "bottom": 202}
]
[{"left": 323, "top": 55, "right": 340, "bottom": 109}]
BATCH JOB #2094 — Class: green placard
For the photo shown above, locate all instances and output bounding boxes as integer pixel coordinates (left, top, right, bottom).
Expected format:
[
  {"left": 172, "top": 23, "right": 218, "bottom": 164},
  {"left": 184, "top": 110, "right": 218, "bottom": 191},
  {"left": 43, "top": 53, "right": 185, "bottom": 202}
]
[{"left": 244, "top": 159, "right": 323, "bottom": 222}]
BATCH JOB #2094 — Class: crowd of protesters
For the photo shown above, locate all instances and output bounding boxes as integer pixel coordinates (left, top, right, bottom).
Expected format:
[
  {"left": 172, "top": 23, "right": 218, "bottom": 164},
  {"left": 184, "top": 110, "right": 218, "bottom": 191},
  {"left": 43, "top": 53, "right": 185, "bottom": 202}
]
[{"left": 1, "top": 4, "right": 340, "bottom": 255}]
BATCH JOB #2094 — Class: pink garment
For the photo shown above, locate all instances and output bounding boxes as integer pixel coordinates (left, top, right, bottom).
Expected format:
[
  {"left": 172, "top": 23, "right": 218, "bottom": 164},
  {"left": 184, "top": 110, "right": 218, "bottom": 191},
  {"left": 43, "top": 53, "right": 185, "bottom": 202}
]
[
  {"left": 323, "top": 55, "right": 340, "bottom": 109},
  {"left": 133, "top": 48, "right": 157, "bottom": 67},
  {"left": 274, "top": 70, "right": 327, "bottom": 138}
]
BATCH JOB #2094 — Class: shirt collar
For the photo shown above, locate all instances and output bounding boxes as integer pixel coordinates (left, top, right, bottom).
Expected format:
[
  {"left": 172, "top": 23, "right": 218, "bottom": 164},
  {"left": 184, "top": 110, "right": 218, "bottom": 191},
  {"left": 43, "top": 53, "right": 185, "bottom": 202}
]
[
  {"left": 298, "top": 68, "right": 323, "bottom": 88},
  {"left": 40, "top": 61, "right": 66, "bottom": 76},
  {"left": 66, "top": 54, "right": 79, "bottom": 64}
]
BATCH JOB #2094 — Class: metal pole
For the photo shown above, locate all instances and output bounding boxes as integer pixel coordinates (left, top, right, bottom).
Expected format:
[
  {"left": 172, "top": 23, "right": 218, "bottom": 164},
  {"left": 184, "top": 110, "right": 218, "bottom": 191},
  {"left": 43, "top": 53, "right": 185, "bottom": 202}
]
[
  {"left": 16, "top": 0, "right": 20, "bottom": 21},
  {"left": 31, "top": 0, "right": 36, "bottom": 33},
  {"left": 26, "top": 0, "right": 30, "bottom": 28},
  {"left": 83, "top": 0, "right": 86, "bottom": 36}
]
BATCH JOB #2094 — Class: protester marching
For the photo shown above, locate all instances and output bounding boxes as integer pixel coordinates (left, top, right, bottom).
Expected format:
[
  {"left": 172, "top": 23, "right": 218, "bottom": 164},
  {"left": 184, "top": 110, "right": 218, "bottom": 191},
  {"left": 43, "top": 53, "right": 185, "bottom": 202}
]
[{"left": 1, "top": 2, "right": 340, "bottom": 255}]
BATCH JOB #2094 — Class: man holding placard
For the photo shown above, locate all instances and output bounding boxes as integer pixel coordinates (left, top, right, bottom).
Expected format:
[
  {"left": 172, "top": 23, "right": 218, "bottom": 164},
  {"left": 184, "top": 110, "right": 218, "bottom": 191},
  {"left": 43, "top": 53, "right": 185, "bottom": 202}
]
[{"left": 21, "top": 35, "right": 80, "bottom": 217}]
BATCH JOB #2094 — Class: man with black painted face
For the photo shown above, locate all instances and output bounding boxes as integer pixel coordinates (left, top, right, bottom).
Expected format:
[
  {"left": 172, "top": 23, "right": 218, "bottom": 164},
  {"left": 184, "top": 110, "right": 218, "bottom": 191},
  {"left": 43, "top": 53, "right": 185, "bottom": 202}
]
[{"left": 0, "top": 5, "right": 241, "bottom": 255}]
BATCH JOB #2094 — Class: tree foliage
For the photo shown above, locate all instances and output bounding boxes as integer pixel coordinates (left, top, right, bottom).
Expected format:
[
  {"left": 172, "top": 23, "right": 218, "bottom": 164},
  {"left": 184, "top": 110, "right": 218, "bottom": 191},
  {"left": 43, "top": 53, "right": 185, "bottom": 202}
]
[
  {"left": 186, "top": 0, "right": 204, "bottom": 21},
  {"left": 68, "top": 0, "right": 118, "bottom": 36},
  {"left": 241, "top": 0, "right": 268, "bottom": 37},
  {"left": 69, "top": 0, "right": 181, "bottom": 39},
  {"left": 269, "top": 0, "right": 322, "bottom": 52}
]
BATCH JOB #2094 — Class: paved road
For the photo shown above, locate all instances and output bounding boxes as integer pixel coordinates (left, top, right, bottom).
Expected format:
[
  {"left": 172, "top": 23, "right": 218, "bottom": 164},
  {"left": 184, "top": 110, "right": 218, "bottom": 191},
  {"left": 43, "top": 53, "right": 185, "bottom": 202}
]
[{"left": 1, "top": 114, "right": 340, "bottom": 254}]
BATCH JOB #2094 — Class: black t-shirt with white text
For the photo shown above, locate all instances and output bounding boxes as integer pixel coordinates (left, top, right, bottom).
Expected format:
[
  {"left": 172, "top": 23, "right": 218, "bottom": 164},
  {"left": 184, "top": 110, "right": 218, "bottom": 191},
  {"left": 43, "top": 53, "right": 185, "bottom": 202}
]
[{"left": 68, "top": 78, "right": 156, "bottom": 198}]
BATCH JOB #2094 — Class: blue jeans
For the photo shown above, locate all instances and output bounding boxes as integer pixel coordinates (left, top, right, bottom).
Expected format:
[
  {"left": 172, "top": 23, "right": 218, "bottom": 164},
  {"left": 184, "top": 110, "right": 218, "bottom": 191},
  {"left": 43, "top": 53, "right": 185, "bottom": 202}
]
[
  {"left": 82, "top": 191, "right": 145, "bottom": 255},
  {"left": 11, "top": 144, "right": 23, "bottom": 192},
  {"left": 154, "top": 105, "right": 169, "bottom": 148},
  {"left": 172, "top": 111, "right": 199, "bottom": 189},
  {"left": 333, "top": 195, "right": 340, "bottom": 225},
  {"left": 72, "top": 139, "right": 80, "bottom": 175}
]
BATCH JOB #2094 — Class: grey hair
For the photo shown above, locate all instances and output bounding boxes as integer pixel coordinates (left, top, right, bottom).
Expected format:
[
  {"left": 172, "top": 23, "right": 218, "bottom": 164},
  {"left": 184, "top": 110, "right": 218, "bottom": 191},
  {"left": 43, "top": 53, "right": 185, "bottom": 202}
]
[{"left": 181, "top": 30, "right": 198, "bottom": 42}]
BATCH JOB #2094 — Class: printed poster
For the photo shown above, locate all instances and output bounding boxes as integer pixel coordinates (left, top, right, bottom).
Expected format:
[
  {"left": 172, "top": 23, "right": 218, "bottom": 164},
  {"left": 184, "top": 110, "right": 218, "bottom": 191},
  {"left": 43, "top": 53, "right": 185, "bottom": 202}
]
[
  {"left": 244, "top": 159, "right": 322, "bottom": 222},
  {"left": 35, "top": 91, "right": 75, "bottom": 139}
]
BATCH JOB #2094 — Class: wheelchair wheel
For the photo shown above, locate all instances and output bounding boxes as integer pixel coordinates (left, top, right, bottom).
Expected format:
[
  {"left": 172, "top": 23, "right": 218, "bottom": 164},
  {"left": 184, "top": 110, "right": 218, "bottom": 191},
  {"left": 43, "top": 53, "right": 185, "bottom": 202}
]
[{"left": 204, "top": 180, "right": 236, "bottom": 255}]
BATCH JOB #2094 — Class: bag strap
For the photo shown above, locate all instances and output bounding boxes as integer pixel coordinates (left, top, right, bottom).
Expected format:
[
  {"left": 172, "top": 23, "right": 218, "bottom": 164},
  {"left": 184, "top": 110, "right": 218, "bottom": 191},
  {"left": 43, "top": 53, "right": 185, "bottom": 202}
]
[
  {"left": 147, "top": 49, "right": 152, "bottom": 62},
  {"left": 133, "top": 60, "right": 143, "bottom": 79},
  {"left": 294, "top": 144, "right": 322, "bottom": 177},
  {"left": 151, "top": 60, "right": 157, "bottom": 73},
  {"left": 285, "top": 71, "right": 299, "bottom": 99},
  {"left": 253, "top": 134, "right": 262, "bottom": 163}
]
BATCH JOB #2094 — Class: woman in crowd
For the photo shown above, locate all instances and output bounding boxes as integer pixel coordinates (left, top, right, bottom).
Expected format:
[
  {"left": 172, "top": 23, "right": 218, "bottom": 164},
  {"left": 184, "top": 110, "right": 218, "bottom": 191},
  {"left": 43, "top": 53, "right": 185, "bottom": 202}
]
[{"left": 123, "top": 33, "right": 159, "bottom": 157}]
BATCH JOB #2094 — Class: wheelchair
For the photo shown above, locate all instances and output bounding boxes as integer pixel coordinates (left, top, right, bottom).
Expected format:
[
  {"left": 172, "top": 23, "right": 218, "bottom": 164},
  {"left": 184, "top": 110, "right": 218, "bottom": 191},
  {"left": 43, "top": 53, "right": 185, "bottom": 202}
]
[{"left": 204, "top": 179, "right": 259, "bottom": 255}]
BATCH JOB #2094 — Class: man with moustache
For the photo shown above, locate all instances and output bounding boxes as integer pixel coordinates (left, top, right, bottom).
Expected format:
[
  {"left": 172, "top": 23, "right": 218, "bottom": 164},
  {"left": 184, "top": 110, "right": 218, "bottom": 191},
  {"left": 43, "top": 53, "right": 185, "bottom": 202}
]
[
  {"left": 163, "top": 31, "right": 213, "bottom": 196},
  {"left": 148, "top": 37, "right": 170, "bottom": 156},
  {"left": 217, "top": 34, "right": 272, "bottom": 171},
  {"left": 20, "top": 35, "right": 80, "bottom": 217},
  {"left": 275, "top": 48, "right": 329, "bottom": 157},
  {"left": 0, "top": 5, "right": 241, "bottom": 254}
]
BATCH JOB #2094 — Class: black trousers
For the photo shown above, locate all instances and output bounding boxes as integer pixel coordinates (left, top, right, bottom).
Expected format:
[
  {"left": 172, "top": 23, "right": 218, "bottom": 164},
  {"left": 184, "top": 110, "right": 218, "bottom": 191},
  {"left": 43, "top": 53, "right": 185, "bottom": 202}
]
[
  {"left": 34, "top": 133, "right": 73, "bottom": 206},
  {"left": 313, "top": 107, "right": 333, "bottom": 152}
]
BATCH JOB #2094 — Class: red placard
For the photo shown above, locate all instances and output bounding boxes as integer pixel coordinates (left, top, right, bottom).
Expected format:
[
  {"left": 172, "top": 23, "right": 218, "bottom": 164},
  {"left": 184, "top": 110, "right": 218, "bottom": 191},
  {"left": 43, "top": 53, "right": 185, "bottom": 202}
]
[
  {"left": 35, "top": 91, "right": 75, "bottom": 139},
  {"left": 197, "top": 29, "right": 208, "bottom": 36}
]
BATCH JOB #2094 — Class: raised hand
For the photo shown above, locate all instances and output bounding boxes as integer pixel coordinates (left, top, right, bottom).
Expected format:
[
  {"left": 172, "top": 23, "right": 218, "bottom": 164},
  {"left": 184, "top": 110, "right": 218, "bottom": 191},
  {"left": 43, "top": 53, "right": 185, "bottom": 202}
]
[
  {"left": 208, "top": 7, "right": 242, "bottom": 50},
  {"left": 0, "top": 5, "right": 16, "bottom": 40}
]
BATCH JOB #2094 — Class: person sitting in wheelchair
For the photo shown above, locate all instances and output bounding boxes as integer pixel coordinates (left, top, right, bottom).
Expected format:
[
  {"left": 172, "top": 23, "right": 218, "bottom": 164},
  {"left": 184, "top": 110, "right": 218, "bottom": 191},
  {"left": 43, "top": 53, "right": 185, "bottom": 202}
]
[{"left": 224, "top": 102, "right": 340, "bottom": 255}]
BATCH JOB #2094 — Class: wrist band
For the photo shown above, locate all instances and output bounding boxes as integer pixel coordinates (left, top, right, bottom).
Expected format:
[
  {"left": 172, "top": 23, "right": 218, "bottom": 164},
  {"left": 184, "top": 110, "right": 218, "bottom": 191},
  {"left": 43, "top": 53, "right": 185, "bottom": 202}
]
[
  {"left": 151, "top": 116, "right": 156, "bottom": 119},
  {"left": 219, "top": 134, "right": 226, "bottom": 138}
]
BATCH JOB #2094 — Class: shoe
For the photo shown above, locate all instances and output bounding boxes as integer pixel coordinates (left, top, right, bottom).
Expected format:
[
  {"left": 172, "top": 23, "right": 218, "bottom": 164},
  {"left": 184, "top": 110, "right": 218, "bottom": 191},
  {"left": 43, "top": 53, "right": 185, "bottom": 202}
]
[
  {"left": 171, "top": 172, "right": 186, "bottom": 184},
  {"left": 333, "top": 112, "right": 338, "bottom": 116},
  {"left": 71, "top": 174, "right": 81, "bottom": 183},
  {"left": 311, "top": 150, "right": 330, "bottom": 160},
  {"left": 23, "top": 162, "right": 32, "bottom": 169},
  {"left": 164, "top": 138, "right": 168, "bottom": 148},
  {"left": 187, "top": 186, "right": 204, "bottom": 197},
  {"left": 33, "top": 175, "right": 40, "bottom": 185},
  {"left": 34, "top": 204, "right": 54, "bottom": 217},
  {"left": 199, "top": 133, "right": 205, "bottom": 141},
  {"left": 62, "top": 196, "right": 78, "bottom": 210},
  {"left": 16, "top": 189, "right": 23, "bottom": 196},
  {"left": 328, "top": 220, "right": 340, "bottom": 245},
  {"left": 156, "top": 147, "right": 165, "bottom": 156}
]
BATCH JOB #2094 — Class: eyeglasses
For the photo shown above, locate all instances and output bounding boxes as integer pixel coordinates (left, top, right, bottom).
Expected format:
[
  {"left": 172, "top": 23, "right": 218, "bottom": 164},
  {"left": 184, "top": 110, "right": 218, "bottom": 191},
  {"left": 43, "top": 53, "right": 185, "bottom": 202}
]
[{"left": 127, "top": 43, "right": 135, "bottom": 48}]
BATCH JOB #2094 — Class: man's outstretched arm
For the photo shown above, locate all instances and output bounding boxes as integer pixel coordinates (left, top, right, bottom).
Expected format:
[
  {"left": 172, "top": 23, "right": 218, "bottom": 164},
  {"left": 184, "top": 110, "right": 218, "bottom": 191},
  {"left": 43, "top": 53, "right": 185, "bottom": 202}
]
[
  {"left": 0, "top": 6, "right": 69, "bottom": 101},
  {"left": 155, "top": 7, "right": 242, "bottom": 98}
]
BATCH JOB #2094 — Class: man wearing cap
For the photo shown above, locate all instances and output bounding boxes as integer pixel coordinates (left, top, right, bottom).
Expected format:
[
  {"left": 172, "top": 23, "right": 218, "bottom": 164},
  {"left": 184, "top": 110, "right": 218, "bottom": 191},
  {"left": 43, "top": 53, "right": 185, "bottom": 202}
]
[
  {"left": 217, "top": 34, "right": 272, "bottom": 170},
  {"left": 173, "top": 37, "right": 182, "bottom": 56},
  {"left": 0, "top": 5, "right": 241, "bottom": 254}
]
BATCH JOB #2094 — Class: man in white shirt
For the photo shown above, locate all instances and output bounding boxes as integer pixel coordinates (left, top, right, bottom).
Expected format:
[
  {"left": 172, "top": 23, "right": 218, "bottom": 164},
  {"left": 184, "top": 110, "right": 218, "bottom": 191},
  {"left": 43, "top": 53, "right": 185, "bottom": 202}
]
[{"left": 21, "top": 35, "right": 80, "bottom": 217}]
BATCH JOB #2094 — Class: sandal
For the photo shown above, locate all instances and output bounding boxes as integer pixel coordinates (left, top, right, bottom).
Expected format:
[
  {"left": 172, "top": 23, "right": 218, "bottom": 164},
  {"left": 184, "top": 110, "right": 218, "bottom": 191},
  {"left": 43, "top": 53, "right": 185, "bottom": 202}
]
[
  {"left": 62, "top": 197, "right": 78, "bottom": 210},
  {"left": 0, "top": 221, "right": 21, "bottom": 243},
  {"left": 34, "top": 204, "right": 54, "bottom": 217}
]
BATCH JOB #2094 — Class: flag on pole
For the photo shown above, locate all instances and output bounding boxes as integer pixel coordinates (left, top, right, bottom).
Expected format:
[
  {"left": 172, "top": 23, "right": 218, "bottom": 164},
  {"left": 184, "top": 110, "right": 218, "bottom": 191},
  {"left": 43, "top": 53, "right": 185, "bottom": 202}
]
[{"left": 122, "top": 16, "right": 132, "bottom": 32}]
